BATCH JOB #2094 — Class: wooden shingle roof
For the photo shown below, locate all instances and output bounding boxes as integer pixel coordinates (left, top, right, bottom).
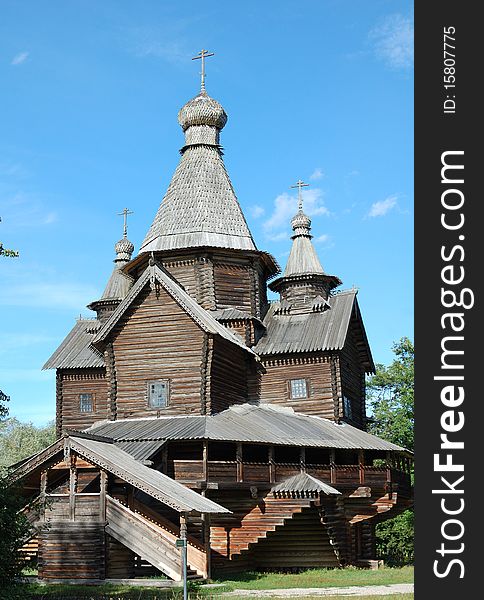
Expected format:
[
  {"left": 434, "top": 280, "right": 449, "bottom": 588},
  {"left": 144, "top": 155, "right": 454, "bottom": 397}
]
[
  {"left": 140, "top": 91, "right": 256, "bottom": 254},
  {"left": 254, "top": 290, "right": 374, "bottom": 371},
  {"left": 43, "top": 319, "right": 104, "bottom": 370}
]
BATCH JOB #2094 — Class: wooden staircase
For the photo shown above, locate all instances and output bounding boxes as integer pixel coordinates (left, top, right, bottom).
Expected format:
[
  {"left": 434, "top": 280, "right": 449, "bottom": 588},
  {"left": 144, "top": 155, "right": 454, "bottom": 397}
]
[
  {"left": 210, "top": 494, "right": 314, "bottom": 568},
  {"left": 105, "top": 495, "right": 207, "bottom": 581}
]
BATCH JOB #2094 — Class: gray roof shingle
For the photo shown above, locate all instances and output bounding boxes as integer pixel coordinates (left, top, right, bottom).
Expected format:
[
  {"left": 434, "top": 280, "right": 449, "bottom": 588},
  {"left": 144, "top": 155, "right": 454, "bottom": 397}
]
[
  {"left": 88, "top": 404, "right": 407, "bottom": 452},
  {"left": 43, "top": 320, "right": 104, "bottom": 370}
]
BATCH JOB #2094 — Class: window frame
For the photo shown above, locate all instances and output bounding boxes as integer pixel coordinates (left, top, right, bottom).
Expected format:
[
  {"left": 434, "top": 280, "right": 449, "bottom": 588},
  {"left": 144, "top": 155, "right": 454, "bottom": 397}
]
[
  {"left": 79, "top": 393, "right": 95, "bottom": 413},
  {"left": 147, "top": 379, "right": 170, "bottom": 409},
  {"left": 288, "top": 378, "right": 309, "bottom": 400}
]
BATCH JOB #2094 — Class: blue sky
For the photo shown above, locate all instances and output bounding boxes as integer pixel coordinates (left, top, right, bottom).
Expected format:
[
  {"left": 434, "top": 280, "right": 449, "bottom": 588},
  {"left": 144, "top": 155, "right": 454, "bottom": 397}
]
[{"left": 0, "top": 0, "right": 413, "bottom": 425}]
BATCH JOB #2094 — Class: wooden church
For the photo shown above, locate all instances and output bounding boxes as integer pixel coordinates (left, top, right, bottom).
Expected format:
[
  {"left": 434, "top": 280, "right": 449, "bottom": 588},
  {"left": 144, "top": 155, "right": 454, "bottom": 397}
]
[{"left": 12, "top": 57, "right": 413, "bottom": 582}]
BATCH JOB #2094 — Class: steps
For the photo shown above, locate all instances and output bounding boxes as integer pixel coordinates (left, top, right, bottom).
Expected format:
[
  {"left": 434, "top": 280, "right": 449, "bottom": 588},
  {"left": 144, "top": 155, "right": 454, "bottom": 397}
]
[
  {"left": 211, "top": 494, "right": 314, "bottom": 562},
  {"left": 105, "top": 495, "right": 207, "bottom": 581}
]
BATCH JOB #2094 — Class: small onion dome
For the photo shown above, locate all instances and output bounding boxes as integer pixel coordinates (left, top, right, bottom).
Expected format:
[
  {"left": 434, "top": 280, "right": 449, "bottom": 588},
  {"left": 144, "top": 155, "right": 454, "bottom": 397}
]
[
  {"left": 114, "top": 237, "right": 135, "bottom": 262},
  {"left": 178, "top": 90, "right": 228, "bottom": 132},
  {"left": 291, "top": 210, "right": 312, "bottom": 237}
]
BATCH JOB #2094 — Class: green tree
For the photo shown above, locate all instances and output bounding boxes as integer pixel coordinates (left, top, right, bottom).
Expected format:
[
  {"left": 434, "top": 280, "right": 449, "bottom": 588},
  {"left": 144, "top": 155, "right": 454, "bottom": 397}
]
[
  {"left": 0, "top": 393, "right": 34, "bottom": 598},
  {"left": 0, "top": 216, "right": 19, "bottom": 257},
  {"left": 0, "top": 418, "right": 56, "bottom": 469},
  {"left": 366, "top": 337, "right": 414, "bottom": 566}
]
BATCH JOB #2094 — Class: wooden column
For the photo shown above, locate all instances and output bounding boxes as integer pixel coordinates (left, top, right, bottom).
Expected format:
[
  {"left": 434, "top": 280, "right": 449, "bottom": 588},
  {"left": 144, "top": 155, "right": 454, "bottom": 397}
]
[
  {"left": 69, "top": 456, "right": 77, "bottom": 521},
  {"left": 100, "top": 470, "right": 107, "bottom": 523},
  {"left": 300, "top": 447, "right": 306, "bottom": 474},
  {"left": 202, "top": 441, "right": 208, "bottom": 482},
  {"left": 358, "top": 450, "right": 365, "bottom": 485},
  {"left": 203, "top": 513, "right": 211, "bottom": 580},
  {"left": 161, "top": 445, "right": 168, "bottom": 474},
  {"left": 40, "top": 470, "right": 47, "bottom": 521},
  {"left": 268, "top": 446, "right": 275, "bottom": 484},
  {"left": 236, "top": 443, "right": 243, "bottom": 483},
  {"left": 386, "top": 451, "right": 393, "bottom": 498},
  {"left": 330, "top": 449, "right": 336, "bottom": 484}
]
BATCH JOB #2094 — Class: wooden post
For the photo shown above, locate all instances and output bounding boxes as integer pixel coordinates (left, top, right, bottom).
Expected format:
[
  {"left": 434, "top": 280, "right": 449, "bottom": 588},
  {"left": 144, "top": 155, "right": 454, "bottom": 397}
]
[
  {"left": 161, "top": 445, "right": 168, "bottom": 474},
  {"left": 40, "top": 470, "right": 47, "bottom": 521},
  {"left": 236, "top": 443, "right": 243, "bottom": 483},
  {"left": 300, "top": 447, "right": 306, "bottom": 474},
  {"left": 180, "top": 513, "right": 188, "bottom": 600},
  {"left": 330, "top": 449, "right": 336, "bottom": 484},
  {"left": 100, "top": 470, "right": 107, "bottom": 523},
  {"left": 203, "top": 513, "right": 211, "bottom": 580},
  {"left": 386, "top": 451, "right": 392, "bottom": 498},
  {"left": 202, "top": 440, "right": 208, "bottom": 482},
  {"left": 268, "top": 446, "right": 275, "bottom": 484},
  {"left": 69, "top": 457, "right": 77, "bottom": 521},
  {"left": 358, "top": 450, "right": 365, "bottom": 485}
]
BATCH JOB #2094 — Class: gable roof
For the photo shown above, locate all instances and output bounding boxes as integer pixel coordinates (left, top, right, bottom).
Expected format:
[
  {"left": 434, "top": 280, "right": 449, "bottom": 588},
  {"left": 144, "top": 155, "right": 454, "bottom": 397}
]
[
  {"left": 254, "top": 290, "right": 374, "bottom": 372},
  {"left": 272, "top": 472, "right": 341, "bottom": 496},
  {"left": 93, "top": 261, "right": 255, "bottom": 355},
  {"left": 9, "top": 435, "right": 230, "bottom": 515},
  {"left": 43, "top": 319, "right": 104, "bottom": 370},
  {"left": 66, "top": 436, "right": 230, "bottom": 514}
]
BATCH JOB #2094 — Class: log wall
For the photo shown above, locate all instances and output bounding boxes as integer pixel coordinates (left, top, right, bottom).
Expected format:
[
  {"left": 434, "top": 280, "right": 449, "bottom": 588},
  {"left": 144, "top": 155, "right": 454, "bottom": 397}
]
[
  {"left": 59, "top": 368, "right": 108, "bottom": 432},
  {"left": 338, "top": 325, "right": 367, "bottom": 428},
  {"left": 259, "top": 354, "right": 337, "bottom": 418},
  {"left": 209, "top": 338, "right": 249, "bottom": 413},
  {"left": 112, "top": 285, "right": 206, "bottom": 417},
  {"left": 38, "top": 521, "right": 105, "bottom": 580}
]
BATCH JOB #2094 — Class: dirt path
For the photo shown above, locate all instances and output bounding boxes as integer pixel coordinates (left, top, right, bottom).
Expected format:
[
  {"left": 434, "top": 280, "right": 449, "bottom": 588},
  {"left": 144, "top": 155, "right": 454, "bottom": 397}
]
[{"left": 222, "top": 583, "right": 413, "bottom": 596}]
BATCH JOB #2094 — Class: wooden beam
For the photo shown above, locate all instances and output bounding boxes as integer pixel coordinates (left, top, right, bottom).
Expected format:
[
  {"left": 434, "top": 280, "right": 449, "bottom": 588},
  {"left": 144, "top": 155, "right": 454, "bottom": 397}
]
[
  {"left": 300, "top": 447, "right": 306, "bottom": 474},
  {"left": 69, "top": 459, "right": 77, "bottom": 521},
  {"left": 100, "top": 470, "right": 107, "bottom": 523},
  {"left": 202, "top": 441, "right": 208, "bottom": 482},
  {"left": 236, "top": 443, "right": 243, "bottom": 483},
  {"left": 330, "top": 449, "right": 336, "bottom": 484},
  {"left": 268, "top": 446, "right": 275, "bottom": 484},
  {"left": 358, "top": 450, "right": 365, "bottom": 485}
]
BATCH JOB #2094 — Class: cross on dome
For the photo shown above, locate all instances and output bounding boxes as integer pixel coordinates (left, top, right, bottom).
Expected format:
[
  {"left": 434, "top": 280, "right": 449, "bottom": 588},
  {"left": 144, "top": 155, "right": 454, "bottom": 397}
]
[
  {"left": 192, "top": 49, "right": 215, "bottom": 92},
  {"left": 118, "top": 207, "right": 134, "bottom": 239},
  {"left": 290, "top": 180, "right": 310, "bottom": 212}
]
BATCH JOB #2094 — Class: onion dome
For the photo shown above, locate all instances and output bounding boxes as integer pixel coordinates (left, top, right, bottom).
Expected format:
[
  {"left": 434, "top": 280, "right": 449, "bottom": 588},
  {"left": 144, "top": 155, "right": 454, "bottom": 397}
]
[
  {"left": 178, "top": 90, "right": 227, "bottom": 132},
  {"left": 114, "top": 237, "right": 135, "bottom": 262},
  {"left": 290, "top": 210, "right": 312, "bottom": 238}
]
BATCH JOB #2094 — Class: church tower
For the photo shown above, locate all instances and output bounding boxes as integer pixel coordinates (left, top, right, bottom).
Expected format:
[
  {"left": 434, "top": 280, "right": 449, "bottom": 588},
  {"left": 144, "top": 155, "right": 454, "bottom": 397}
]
[{"left": 125, "top": 67, "right": 278, "bottom": 326}]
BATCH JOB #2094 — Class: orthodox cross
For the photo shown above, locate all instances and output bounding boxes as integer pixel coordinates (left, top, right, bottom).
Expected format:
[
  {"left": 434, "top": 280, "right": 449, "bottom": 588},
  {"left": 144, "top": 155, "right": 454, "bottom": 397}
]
[
  {"left": 118, "top": 207, "right": 133, "bottom": 238},
  {"left": 192, "top": 49, "right": 214, "bottom": 91},
  {"left": 291, "top": 180, "right": 309, "bottom": 211}
]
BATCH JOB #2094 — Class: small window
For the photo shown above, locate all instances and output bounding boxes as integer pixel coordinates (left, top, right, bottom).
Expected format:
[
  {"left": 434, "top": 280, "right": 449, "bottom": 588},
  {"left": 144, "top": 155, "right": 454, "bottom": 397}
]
[
  {"left": 290, "top": 378, "right": 308, "bottom": 399},
  {"left": 79, "top": 393, "right": 94, "bottom": 413},
  {"left": 343, "top": 396, "right": 353, "bottom": 420},
  {"left": 148, "top": 380, "right": 169, "bottom": 408}
]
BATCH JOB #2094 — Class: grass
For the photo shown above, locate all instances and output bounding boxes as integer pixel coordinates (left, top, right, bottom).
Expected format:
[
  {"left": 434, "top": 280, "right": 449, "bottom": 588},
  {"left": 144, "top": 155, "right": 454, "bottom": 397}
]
[
  {"left": 18, "top": 566, "right": 413, "bottom": 599},
  {"left": 211, "top": 566, "right": 414, "bottom": 590}
]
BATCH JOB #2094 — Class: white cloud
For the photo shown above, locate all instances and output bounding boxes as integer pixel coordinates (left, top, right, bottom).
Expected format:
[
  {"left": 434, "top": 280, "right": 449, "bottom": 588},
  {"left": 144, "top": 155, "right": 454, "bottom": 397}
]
[
  {"left": 314, "top": 234, "right": 330, "bottom": 244},
  {"left": 264, "top": 188, "right": 329, "bottom": 232},
  {"left": 369, "top": 14, "right": 414, "bottom": 69},
  {"left": 0, "top": 192, "right": 59, "bottom": 228},
  {"left": 368, "top": 195, "right": 398, "bottom": 218},
  {"left": 11, "top": 51, "right": 29, "bottom": 66},
  {"left": 266, "top": 231, "right": 289, "bottom": 242},
  {"left": 310, "top": 168, "right": 324, "bottom": 181},
  {"left": 250, "top": 205, "right": 265, "bottom": 218}
]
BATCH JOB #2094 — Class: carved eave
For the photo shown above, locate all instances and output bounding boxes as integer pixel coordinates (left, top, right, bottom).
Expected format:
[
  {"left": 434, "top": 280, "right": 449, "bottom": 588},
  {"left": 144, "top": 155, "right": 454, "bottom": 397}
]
[{"left": 269, "top": 272, "right": 342, "bottom": 294}]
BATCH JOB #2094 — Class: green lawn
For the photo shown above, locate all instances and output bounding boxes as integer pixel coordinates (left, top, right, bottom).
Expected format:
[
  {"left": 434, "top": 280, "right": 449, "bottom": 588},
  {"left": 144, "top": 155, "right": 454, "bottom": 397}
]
[
  {"left": 212, "top": 566, "right": 414, "bottom": 590},
  {"left": 19, "top": 566, "right": 413, "bottom": 599}
]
